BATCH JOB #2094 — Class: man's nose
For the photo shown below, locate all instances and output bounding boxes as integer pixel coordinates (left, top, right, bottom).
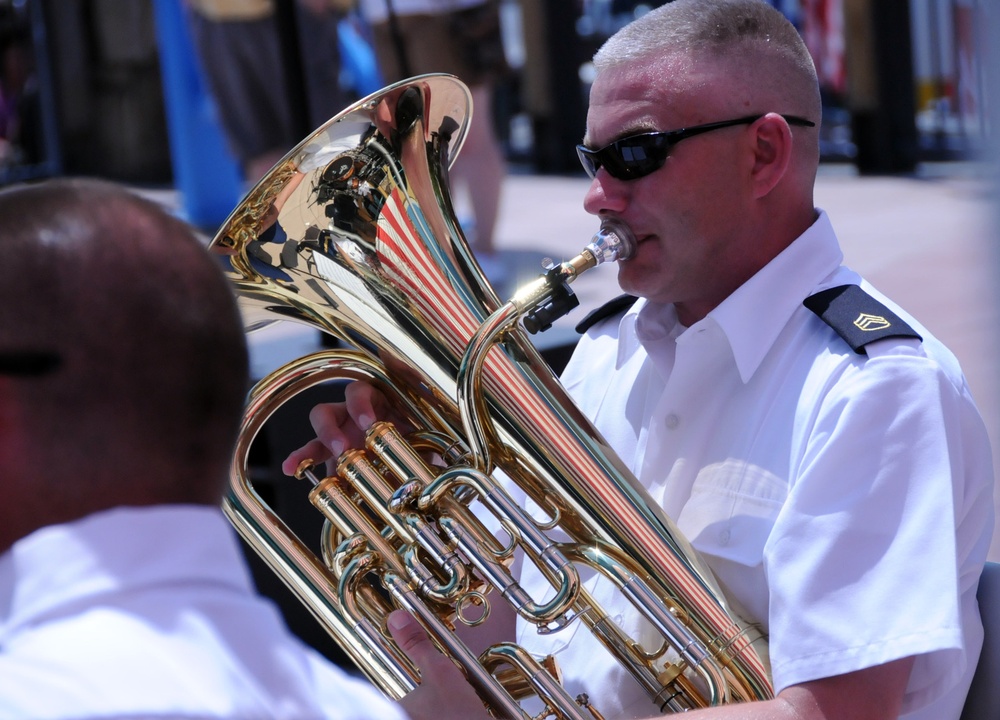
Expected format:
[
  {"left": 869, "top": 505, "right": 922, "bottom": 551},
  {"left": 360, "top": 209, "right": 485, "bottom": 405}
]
[{"left": 582, "top": 171, "right": 630, "bottom": 217}]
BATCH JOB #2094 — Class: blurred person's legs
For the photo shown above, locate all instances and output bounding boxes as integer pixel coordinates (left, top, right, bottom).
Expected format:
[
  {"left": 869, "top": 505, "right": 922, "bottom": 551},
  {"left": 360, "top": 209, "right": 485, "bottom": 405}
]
[
  {"left": 187, "top": 1, "right": 349, "bottom": 187},
  {"left": 294, "top": 3, "right": 351, "bottom": 127},
  {"left": 369, "top": 3, "right": 508, "bottom": 281},
  {"left": 186, "top": 8, "right": 296, "bottom": 185},
  {"left": 453, "top": 83, "right": 505, "bottom": 257}
]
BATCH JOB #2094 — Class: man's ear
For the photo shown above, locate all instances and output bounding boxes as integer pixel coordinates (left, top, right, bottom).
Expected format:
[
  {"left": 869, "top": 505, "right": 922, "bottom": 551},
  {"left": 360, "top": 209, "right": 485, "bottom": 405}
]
[{"left": 748, "top": 113, "right": 793, "bottom": 199}]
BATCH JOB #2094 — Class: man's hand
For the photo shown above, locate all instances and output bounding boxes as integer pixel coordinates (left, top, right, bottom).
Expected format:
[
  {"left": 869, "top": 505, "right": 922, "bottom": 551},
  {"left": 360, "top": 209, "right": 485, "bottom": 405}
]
[
  {"left": 386, "top": 602, "right": 913, "bottom": 720},
  {"left": 387, "top": 610, "right": 493, "bottom": 720},
  {"left": 282, "top": 381, "right": 403, "bottom": 476}
]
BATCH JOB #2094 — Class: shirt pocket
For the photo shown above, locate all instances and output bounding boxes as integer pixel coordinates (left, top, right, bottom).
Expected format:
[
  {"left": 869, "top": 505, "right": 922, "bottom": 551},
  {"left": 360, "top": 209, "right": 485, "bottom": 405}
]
[{"left": 677, "top": 461, "right": 787, "bottom": 568}]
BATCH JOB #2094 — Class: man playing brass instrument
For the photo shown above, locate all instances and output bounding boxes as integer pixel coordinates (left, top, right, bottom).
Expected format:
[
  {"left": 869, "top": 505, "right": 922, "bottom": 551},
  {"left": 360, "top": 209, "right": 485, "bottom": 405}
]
[{"left": 286, "top": 1, "right": 994, "bottom": 719}]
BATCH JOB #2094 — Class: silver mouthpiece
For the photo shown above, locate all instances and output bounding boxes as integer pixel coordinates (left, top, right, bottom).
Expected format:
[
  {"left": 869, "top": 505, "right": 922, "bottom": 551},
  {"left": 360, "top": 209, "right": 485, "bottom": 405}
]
[{"left": 587, "top": 218, "right": 637, "bottom": 264}]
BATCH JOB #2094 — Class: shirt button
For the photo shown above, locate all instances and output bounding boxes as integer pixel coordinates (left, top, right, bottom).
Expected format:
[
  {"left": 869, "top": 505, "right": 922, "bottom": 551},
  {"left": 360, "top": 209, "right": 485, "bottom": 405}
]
[
  {"left": 665, "top": 413, "right": 680, "bottom": 429},
  {"left": 719, "top": 529, "right": 731, "bottom": 545}
]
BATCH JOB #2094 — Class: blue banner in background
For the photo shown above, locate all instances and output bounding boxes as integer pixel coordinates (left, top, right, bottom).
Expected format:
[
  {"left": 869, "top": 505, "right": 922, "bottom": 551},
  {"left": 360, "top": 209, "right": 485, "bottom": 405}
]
[{"left": 151, "top": 0, "right": 243, "bottom": 232}]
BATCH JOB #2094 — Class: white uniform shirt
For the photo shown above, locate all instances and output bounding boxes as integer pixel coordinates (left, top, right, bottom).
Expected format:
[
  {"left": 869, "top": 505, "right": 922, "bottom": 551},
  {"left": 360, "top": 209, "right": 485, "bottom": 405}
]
[
  {"left": 0, "top": 505, "right": 408, "bottom": 720},
  {"left": 513, "top": 211, "right": 994, "bottom": 719}
]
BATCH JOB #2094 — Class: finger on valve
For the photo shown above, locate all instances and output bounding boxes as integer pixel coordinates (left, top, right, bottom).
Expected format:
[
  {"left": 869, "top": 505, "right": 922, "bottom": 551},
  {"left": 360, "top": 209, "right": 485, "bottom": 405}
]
[
  {"left": 280, "top": 381, "right": 385, "bottom": 477},
  {"left": 280, "top": 401, "right": 361, "bottom": 477}
]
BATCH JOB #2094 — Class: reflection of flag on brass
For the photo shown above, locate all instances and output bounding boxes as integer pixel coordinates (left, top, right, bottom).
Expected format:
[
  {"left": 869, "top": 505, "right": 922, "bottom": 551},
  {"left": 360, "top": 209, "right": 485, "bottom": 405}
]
[{"left": 800, "top": 0, "right": 846, "bottom": 95}]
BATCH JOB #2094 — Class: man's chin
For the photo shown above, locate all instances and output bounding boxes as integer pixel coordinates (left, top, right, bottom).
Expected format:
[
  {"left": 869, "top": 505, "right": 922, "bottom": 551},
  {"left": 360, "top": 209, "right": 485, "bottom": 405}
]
[{"left": 616, "top": 264, "right": 656, "bottom": 299}]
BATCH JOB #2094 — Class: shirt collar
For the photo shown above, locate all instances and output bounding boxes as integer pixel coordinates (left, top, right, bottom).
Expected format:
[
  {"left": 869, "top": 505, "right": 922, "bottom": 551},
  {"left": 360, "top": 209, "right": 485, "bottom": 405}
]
[
  {"left": 614, "top": 210, "right": 844, "bottom": 380},
  {"left": 615, "top": 299, "right": 650, "bottom": 368},
  {"left": 0, "top": 505, "right": 254, "bottom": 639},
  {"left": 711, "top": 209, "right": 843, "bottom": 382}
]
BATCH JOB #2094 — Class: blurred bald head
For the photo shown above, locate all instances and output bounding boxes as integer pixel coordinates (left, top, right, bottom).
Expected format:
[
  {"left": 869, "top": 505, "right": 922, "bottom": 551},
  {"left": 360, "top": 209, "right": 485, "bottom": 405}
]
[{"left": 0, "top": 178, "right": 248, "bottom": 547}]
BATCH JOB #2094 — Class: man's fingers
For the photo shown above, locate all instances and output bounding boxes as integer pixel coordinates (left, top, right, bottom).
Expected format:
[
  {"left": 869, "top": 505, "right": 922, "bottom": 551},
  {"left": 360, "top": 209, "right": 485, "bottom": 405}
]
[
  {"left": 387, "top": 610, "right": 440, "bottom": 668},
  {"left": 308, "top": 402, "right": 362, "bottom": 457},
  {"left": 281, "top": 399, "right": 361, "bottom": 477},
  {"left": 344, "top": 381, "right": 385, "bottom": 430},
  {"left": 281, "top": 438, "right": 331, "bottom": 477},
  {"left": 386, "top": 610, "right": 491, "bottom": 720},
  {"left": 387, "top": 610, "right": 463, "bottom": 681},
  {"left": 280, "top": 382, "right": 401, "bottom": 479}
]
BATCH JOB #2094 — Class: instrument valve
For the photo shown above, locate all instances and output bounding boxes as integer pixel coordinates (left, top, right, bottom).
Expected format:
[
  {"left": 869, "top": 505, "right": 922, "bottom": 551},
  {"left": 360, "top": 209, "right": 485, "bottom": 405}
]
[{"left": 388, "top": 480, "right": 423, "bottom": 514}]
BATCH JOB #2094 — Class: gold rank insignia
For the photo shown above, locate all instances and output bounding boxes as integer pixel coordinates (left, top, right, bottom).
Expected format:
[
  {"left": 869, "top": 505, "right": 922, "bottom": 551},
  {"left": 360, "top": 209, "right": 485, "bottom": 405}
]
[
  {"left": 853, "top": 313, "right": 892, "bottom": 332},
  {"left": 804, "top": 284, "right": 921, "bottom": 354}
]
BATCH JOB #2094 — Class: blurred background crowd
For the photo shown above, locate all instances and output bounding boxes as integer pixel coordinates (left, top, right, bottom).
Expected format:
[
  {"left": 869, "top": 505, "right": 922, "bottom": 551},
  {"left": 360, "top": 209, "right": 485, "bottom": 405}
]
[{"left": 0, "top": 0, "right": 994, "bottom": 216}]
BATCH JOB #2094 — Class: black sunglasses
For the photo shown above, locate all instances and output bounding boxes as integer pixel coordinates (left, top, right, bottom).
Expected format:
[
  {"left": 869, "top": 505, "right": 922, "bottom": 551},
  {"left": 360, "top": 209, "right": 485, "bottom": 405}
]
[
  {"left": 0, "top": 352, "right": 62, "bottom": 376},
  {"left": 576, "top": 114, "right": 816, "bottom": 181}
]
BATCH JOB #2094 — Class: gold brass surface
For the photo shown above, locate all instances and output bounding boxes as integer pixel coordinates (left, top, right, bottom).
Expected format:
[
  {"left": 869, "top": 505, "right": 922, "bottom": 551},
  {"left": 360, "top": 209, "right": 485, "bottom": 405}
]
[{"left": 210, "top": 74, "right": 772, "bottom": 718}]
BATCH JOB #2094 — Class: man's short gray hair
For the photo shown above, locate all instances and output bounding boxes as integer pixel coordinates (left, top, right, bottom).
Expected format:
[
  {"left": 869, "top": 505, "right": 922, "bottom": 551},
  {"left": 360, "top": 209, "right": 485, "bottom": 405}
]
[{"left": 594, "top": 0, "right": 817, "bottom": 84}]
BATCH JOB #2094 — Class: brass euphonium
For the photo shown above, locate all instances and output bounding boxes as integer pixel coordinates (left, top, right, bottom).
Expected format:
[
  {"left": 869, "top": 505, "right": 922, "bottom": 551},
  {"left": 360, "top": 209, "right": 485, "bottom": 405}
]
[{"left": 210, "top": 75, "right": 772, "bottom": 719}]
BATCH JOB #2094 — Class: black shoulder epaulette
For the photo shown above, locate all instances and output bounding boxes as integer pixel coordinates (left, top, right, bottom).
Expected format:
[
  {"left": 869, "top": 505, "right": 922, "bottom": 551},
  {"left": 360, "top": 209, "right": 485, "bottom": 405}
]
[
  {"left": 803, "top": 284, "right": 921, "bottom": 354},
  {"left": 575, "top": 294, "right": 638, "bottom": 334}
]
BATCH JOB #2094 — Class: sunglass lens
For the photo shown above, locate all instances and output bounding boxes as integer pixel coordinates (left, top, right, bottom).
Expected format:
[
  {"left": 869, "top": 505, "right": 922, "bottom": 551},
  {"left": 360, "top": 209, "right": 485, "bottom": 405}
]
[
  {"left": 611, "top": 137, "right": 664, "bottom": 179},
  {"left": 577, "top": 136, "right": 668, "bottom": 181}
]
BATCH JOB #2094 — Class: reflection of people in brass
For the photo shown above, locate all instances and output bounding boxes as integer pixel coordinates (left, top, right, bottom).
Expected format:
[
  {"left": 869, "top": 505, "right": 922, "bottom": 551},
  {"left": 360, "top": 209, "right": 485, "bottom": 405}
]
[
  {"left": 313, "top": 148, "right": 390, "bottom": 231},
  {"left": 0, "top": 178, "right": 408, "bottom": 720},
  {"left": 283, "top": 2, "right": 995, "bottom": 720},
  {"left": 358, "top": 0, "right": 508, "bottom": 284}
]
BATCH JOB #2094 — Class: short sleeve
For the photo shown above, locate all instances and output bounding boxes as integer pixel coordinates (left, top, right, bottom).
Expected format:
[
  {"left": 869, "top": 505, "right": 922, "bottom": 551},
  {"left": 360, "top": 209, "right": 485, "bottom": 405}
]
[{"left": 764, "top": 348, "right": 992, "bottom": 714}]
